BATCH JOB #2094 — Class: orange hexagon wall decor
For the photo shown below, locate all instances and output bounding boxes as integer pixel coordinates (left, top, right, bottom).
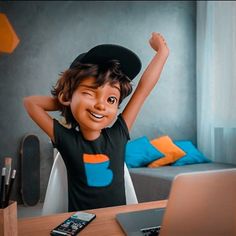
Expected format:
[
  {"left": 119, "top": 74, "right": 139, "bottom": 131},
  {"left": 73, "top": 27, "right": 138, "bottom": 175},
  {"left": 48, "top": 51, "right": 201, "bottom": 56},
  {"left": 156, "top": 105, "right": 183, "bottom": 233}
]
[{"left": 0, "top": 13, "right": 20, "bottom": 53}]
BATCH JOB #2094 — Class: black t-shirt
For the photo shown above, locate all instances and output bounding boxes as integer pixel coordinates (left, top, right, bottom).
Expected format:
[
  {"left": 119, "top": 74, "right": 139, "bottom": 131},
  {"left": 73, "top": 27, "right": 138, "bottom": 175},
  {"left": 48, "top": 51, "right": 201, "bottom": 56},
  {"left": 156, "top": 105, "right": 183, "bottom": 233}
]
[{"left": 53, "top": 114, "right": 130, "bottom": 211}]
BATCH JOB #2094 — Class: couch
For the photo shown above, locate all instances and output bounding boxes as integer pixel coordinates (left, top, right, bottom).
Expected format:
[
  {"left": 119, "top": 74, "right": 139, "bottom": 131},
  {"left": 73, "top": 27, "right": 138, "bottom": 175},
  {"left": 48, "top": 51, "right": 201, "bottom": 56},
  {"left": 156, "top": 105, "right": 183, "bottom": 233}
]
[{"left": 129, "top": 162, "right": 236, "bottom": 203}]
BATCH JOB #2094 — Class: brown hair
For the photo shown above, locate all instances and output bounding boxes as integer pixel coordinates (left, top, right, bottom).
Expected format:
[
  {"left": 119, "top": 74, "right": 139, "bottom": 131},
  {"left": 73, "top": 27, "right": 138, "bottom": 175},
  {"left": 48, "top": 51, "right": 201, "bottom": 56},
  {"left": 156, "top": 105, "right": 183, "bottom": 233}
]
[{"left": 51, "top": 60, "right": 133, "bottom": 127}]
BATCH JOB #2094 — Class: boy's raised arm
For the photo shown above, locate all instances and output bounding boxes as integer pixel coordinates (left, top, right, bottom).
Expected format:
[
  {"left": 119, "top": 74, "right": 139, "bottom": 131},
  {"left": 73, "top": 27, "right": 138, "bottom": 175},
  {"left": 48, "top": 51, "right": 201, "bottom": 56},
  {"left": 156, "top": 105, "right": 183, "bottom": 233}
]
[
  {"left": 122, "top": 32, "right": 169, "bottom": 131},
  {"left": 23, "top": 96, "right": 61, "bottom": 142}
]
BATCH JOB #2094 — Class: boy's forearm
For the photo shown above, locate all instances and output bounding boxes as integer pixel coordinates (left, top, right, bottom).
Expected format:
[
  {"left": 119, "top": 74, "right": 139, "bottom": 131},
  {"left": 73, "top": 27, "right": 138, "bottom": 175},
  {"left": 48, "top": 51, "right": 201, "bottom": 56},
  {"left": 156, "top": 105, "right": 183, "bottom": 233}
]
[
  {"left": 138, "top": 52, "right": 168, "bottom": 94},
  {"left": 23, "top": 96, "right": 61, "bottom": 112},
  {"left": 23, "top": 96, "right": 58, "bottom": 141}
]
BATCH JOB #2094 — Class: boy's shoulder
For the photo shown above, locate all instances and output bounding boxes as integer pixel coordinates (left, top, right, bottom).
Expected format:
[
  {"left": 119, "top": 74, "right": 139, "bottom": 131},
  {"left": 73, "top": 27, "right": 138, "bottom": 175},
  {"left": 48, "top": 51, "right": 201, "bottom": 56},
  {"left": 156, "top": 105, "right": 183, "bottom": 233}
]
[{"left": 105, "top": 114, "right": 130, "bottom": 140}]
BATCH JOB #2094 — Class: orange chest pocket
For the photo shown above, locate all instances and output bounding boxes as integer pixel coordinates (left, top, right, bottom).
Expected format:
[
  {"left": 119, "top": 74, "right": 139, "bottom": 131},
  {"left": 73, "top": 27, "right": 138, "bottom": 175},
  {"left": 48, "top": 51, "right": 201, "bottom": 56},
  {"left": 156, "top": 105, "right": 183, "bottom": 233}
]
[{"left": 83, "top": 154, "right": 113, "bottom": 187}]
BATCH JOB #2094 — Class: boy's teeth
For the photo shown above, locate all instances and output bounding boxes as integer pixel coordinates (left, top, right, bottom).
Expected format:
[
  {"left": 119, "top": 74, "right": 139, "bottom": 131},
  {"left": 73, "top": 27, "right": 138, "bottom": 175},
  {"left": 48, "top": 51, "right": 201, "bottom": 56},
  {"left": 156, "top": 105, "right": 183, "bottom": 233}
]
[{"left": 90, "top": 112, "right": 104, "bottom": 118}]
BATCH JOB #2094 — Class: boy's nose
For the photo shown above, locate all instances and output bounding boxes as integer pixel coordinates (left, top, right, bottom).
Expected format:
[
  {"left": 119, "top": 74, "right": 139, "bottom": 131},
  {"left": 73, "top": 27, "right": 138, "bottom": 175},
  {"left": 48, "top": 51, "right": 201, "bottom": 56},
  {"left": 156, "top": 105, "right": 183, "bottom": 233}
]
[{"left": 94, "top": 100, "right": 106, "bottom": 111}]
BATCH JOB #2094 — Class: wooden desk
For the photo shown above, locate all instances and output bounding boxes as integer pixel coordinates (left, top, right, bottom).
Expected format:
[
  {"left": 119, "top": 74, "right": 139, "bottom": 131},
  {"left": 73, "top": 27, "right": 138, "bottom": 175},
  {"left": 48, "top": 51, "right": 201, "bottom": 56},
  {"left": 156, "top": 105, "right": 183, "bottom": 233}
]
[{"left": 18, "top": 200, "right": 167, "bottom": 236}]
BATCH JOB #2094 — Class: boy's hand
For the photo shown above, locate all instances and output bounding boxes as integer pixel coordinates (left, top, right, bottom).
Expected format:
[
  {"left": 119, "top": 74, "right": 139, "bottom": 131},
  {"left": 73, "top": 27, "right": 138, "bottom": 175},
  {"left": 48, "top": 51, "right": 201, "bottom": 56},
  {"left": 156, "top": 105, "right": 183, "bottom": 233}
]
[{"left": 149, "top": 32, "right": 169, "bottom": 57}]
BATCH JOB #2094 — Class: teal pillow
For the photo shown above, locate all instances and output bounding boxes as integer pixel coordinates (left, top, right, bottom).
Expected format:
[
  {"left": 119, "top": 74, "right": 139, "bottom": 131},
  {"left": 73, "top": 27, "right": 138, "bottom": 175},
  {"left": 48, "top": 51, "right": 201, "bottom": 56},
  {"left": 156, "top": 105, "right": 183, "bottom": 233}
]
[
  {"left": 172, "top": 141, "right": 211, "bottom": 166},
  {"left": 125, "top": 136, "right": 164, "bottom": 168}
]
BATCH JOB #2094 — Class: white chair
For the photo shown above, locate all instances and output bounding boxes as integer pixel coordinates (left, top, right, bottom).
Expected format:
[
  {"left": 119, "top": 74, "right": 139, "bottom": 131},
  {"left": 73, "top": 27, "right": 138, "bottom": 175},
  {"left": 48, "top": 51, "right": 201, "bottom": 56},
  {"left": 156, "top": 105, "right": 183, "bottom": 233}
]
[{"left": 42, "top": 152, "right": 138, "bottom": 215}]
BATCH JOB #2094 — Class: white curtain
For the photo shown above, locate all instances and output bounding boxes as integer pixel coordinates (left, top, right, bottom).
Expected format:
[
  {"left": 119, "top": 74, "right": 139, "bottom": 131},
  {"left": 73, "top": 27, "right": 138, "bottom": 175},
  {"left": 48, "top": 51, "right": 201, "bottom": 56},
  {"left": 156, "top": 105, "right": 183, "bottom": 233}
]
[{"left": 197, "top": 1, "right": 236, "bottom": 164}]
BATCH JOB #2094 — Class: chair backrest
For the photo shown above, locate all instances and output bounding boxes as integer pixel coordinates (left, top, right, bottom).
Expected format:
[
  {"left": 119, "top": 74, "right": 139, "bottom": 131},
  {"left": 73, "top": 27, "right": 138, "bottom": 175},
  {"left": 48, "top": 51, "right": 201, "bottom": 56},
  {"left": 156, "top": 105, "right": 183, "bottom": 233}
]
[{"left": 42, "top": 152, "right": 138, "bottom": 215}]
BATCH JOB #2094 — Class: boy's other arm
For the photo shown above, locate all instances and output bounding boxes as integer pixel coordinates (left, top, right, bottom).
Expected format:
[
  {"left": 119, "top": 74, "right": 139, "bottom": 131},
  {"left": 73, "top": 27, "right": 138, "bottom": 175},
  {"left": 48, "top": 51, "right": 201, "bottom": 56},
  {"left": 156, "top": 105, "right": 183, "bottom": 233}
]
[
  {"left": 23, "top": 96, "right": 61, "bottom": 142},
  {"left": 122, "top": 32, "right": 169, "bottom": 131}
]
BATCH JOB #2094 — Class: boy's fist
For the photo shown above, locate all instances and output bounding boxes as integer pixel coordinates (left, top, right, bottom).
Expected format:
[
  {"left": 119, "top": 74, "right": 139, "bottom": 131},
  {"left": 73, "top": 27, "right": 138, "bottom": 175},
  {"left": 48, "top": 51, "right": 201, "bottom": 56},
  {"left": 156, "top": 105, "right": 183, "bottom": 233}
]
[{"left": 149, "top": 32, "right": 169, "bottom": 56}]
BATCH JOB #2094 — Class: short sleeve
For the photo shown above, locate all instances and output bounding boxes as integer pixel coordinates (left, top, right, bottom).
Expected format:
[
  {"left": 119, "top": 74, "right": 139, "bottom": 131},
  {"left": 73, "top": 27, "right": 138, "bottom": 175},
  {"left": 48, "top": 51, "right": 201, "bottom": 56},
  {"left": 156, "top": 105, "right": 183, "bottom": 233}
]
[
  {"left": 116, "top": 114, "right": 130, "bottom": 140},
  {"left": 53, "top": 119, "right": 76, "bottom": 151},
  {"left": 110, "top": 114, "right": 130, "bottom": 140},
  {"left": 52, "top": 119, "right": 61, "bottom": 148},
  {"left": 105, "top": 114, "right": 130, "bottom": 144}
]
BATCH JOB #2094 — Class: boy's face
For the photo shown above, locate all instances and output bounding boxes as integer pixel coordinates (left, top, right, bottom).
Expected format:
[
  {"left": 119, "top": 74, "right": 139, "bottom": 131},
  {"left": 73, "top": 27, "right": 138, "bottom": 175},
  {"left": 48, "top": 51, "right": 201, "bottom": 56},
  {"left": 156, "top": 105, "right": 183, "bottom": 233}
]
[{"left": 70, "top": 76, "right": 120, "bottom": 138}]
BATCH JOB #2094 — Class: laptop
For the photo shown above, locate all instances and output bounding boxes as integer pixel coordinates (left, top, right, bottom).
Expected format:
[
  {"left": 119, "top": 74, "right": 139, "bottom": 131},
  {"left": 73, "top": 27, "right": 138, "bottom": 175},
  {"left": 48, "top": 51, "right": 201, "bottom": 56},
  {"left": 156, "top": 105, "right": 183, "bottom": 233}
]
[{"left": 116, "top": 168, "right": 236, "bottom": 236}]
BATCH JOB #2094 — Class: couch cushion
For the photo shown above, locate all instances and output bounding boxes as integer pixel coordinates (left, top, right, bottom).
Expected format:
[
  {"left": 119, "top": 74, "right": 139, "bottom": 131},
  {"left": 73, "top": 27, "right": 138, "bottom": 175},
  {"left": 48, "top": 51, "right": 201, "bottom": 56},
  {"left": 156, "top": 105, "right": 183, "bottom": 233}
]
[
  {"left": 125, "top": 136, "right": 164, "bottom": 168},
  {"left": 172, "top": 140, "right": 211, "bottom": 166},
  {"left": 148, "top": 136, "right": 186, "bottom": 167}
]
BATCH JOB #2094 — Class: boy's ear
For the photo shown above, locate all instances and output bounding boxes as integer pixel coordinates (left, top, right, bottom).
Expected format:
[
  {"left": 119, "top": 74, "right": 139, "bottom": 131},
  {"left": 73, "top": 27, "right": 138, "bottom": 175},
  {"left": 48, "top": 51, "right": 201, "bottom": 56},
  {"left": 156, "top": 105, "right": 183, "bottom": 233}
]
[{"left": 58, "top": 92, "right": 71, "bottom": 106}]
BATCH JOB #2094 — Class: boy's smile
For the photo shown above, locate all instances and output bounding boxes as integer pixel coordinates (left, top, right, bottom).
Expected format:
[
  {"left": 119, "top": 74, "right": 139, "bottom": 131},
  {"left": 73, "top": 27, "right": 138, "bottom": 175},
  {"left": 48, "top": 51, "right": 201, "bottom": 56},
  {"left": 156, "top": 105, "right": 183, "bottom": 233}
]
[
  {"left": 89, "top": 111, "right": 104, "bottom": 119},
  {"left": 70, "top": 77, "right": 121, "bottom": 140}
]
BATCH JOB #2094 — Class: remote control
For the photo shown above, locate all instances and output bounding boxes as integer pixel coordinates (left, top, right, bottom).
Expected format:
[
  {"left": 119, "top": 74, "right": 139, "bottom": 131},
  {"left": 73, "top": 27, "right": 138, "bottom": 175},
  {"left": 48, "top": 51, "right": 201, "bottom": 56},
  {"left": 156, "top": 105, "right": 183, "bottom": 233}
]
[{"left": 50, "top": 211, "right": 96, "bottom": 236}]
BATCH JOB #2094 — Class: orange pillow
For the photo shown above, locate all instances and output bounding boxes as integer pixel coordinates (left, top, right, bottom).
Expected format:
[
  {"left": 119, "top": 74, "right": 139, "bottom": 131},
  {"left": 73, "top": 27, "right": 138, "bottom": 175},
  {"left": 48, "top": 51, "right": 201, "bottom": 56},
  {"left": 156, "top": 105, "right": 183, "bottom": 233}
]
[{"left": 148, "top": 136, "right": 186, "bottom": 168}]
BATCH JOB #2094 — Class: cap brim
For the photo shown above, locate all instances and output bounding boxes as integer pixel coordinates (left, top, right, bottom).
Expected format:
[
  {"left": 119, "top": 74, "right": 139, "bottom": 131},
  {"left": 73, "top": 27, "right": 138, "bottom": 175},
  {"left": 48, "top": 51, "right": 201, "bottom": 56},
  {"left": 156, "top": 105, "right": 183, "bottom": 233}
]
[{"left": 70, "top": 44, "right": 141, "bottom": 80}]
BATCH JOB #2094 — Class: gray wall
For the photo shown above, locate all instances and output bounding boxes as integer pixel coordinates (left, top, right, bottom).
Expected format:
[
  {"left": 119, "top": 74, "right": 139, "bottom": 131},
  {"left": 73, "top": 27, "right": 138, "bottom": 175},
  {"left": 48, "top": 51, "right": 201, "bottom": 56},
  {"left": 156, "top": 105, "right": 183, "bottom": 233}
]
[{"left": 0, "top": 1, "right": 196, "bottom": 202}]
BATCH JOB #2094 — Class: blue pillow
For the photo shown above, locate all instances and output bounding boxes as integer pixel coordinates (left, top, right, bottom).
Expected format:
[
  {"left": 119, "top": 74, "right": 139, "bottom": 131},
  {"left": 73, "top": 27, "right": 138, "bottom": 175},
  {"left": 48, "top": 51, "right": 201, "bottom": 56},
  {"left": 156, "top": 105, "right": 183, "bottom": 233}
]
[
  {"left": 172, "top": 141, "right": 211, "bottom": 166},
  {"left": 125, "top": 136, "right": 164, "bottom": 168}
]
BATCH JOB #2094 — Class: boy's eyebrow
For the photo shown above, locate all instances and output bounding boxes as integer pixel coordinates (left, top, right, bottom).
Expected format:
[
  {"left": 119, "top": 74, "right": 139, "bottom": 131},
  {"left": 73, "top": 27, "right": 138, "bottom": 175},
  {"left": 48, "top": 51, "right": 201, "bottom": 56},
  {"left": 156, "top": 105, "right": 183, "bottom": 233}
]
[
  {"left": 111, "top": 84, "right": 121, "bottom": 92},
  {"left": 79, "top": 84, "right": 98, "bottom": 89},
  {"left": 80, "top": 84, "right": 121, "bottom": 92}
]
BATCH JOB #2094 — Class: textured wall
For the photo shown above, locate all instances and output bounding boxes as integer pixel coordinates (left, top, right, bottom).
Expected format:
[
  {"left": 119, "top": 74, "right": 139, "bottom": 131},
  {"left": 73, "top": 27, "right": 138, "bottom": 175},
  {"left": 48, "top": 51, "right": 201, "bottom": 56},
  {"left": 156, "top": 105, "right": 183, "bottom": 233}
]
[{"left": 0, "top": 1, "right": 196, "bottom": 202}]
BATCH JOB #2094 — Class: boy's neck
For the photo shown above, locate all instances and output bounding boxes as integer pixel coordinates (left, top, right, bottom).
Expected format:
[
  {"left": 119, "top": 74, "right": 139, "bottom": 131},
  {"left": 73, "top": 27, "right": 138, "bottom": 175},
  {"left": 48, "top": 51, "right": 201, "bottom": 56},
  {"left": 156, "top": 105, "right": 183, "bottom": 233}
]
[{"left": 80, "top": 128, "right": 102, "bottom": 141}]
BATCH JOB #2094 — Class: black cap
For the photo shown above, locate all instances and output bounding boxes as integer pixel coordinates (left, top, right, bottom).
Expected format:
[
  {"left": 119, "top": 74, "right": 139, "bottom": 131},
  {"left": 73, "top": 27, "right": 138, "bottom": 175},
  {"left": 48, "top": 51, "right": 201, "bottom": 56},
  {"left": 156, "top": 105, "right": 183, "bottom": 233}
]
[{"left": 69, "top": 44, "right": 141, "bottom": 80}]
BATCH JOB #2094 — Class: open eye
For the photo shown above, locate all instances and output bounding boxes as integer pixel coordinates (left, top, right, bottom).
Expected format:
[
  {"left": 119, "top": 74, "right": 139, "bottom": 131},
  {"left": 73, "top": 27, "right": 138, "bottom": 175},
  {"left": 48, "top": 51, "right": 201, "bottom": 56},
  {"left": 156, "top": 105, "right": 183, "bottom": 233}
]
[{"left": 107, "top": 96, "right": 117, "bottom": 104}]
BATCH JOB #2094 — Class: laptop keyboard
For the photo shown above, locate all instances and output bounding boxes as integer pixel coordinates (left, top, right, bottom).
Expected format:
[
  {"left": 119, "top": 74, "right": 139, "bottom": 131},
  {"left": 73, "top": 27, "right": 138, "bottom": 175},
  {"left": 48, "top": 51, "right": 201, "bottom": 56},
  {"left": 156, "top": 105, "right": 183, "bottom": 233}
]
[{"left": 140, "top": 226, "right": 161, "bottom": 236}]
